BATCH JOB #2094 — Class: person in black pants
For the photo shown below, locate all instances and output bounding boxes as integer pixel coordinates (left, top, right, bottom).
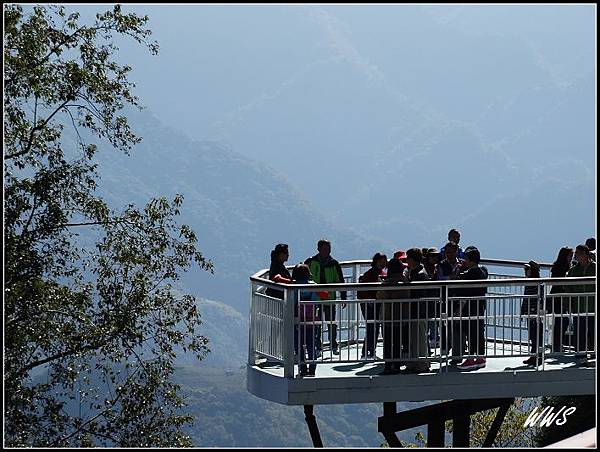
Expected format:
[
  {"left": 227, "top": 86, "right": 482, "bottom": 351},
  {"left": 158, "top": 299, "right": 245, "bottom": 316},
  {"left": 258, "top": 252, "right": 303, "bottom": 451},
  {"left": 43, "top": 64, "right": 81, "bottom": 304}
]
[
  {"left": 357, "top": 253, "right": 387, "bottom": 359},
  {"left": 522, "top": 261, "right": 544, "bottom": 366},
  {"left": 548, "top": 247, "right": 573, "bottom": 353},
  {"left": 304, "top": 240, "right": 347, "bottom": 355},
  {"left": 452, "top": 247, "right": 488, "bottom": 371}
]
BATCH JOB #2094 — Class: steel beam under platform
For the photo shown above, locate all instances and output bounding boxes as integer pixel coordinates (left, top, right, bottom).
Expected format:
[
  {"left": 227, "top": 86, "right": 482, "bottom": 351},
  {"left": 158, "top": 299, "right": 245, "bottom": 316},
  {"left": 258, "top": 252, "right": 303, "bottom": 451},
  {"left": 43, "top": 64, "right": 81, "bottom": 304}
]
[{"left": 378, "top": 398, "right": 515, "bottom": 447}]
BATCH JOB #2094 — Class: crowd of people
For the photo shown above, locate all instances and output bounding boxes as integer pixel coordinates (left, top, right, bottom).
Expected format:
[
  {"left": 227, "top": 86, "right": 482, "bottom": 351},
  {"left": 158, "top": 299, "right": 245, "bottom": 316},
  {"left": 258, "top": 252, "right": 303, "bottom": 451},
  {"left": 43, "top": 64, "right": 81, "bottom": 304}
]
[{"left": 265, "top": 230, "right": 596, "bottom": 378}]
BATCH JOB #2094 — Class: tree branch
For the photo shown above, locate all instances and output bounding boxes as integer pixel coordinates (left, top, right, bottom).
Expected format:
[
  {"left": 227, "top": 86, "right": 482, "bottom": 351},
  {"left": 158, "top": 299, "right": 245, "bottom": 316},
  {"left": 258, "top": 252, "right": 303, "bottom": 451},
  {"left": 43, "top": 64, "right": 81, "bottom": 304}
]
[
  {"left": 5, "top": 100, "right": 69, "bottom": 160},
  {"left": 50, "top": 363, "right": 143, "bottom": 447}
]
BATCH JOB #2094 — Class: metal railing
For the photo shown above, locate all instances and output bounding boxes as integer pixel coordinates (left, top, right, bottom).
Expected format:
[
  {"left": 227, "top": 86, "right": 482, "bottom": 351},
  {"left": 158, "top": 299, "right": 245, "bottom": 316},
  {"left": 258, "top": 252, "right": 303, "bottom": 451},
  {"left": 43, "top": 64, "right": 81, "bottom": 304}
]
[{"left": 249, "top": 259, "right": 595, "bottom": 378}]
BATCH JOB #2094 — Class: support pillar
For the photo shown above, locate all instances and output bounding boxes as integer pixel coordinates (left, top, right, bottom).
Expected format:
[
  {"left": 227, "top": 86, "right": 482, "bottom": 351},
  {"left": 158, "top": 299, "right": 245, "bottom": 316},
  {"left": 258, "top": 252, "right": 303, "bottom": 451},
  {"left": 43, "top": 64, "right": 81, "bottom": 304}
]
[
  {"left": 452, "top": 414, "right": 470, "bottom": 448},
  {"left": 483, "top": 400, "right": 513, "bottom": 447},
  {"left": 379, "top": 402, "right": 403, "bottom": 447},
  {"left": 427, "top": 420, "right": 445, "bottom": 447},
  {"left": 304, "top": 405, "right": 323, "bottom": 448}
]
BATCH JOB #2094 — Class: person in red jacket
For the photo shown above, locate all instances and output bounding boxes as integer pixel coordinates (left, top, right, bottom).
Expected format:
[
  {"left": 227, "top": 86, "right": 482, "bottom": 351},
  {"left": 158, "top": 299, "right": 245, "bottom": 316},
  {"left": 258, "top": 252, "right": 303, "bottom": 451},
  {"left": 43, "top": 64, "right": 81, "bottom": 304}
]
[{"left": 357, "top": 253, "right": 387, "bottom": 359}]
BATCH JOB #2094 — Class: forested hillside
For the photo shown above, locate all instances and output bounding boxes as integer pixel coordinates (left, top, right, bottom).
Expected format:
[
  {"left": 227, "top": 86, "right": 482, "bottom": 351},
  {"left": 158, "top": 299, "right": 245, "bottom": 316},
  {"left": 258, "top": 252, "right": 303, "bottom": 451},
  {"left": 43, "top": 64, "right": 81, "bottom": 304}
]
[{"left": 175, "top": 365, "right": 428, "bottom": 447}]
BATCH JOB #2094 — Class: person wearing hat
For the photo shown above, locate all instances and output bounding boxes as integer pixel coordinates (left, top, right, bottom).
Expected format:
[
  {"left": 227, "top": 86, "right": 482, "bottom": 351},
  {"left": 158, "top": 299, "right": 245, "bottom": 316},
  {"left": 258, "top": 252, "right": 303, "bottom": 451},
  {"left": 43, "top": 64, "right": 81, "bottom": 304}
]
[
  {"left": 393, "top": 250, "right": 408, "bottom": 263},
  {"left": 424, "top": 247, "right": 441, "bottom": 279},
  {"left": 521, "top": 260, "right": 544, "bottom": 366},
  {"left": 266, "top": 243, "right": 291, "bottom": 299}
]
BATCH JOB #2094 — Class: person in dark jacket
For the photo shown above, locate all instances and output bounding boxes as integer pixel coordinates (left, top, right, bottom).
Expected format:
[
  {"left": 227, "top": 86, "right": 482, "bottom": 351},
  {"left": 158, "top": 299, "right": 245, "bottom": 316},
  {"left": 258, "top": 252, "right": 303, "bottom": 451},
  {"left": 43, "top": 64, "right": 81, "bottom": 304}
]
[
  {"left": 521, "top": 261, "right": 544, "bottom": 365},
  {"left": 585, "top": 237, "right": 596, "bottom": 262},
  {"left": 548, "top": 246, "right": 574, "bottom": 353},
  {"left": 358, "top": 253, "right": 387, "bottom": 359},
  {"left": 436, "top": 241, "right": 464, "bottom": 353},
  {"left": 424, "top": 247, "right": 441, "bottom": 349},
  {"left": 424, "top": 247, "right": 441, "bottom": 279},
  {"left": 305, "top": 239, "right": 347, "bottom": 355},
  {"left": 403, "top": 248, "right": 432, "bottom": 373},
  {"left": 451, "top": 247, "right": 488, "bottom": 370},
  {"left": 567, "top": 244, "right": 596, "bottom": 362},
  {"left": 266, "top": 243, "right": 291, "bottom": 299},
  {"left": 377, "top": 258, "right": 407, "bottom": 375}
]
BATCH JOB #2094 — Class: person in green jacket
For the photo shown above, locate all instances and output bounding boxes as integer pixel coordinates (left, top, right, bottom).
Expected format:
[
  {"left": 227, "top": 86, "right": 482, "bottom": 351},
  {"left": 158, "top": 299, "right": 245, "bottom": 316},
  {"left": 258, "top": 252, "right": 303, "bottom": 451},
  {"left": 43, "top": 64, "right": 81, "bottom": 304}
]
[
  {"left": 305, "top": 239, "right": 347, "bottom": 355},
  {"left": 566, "top": 244, "right": 596, "bottom": 360}
]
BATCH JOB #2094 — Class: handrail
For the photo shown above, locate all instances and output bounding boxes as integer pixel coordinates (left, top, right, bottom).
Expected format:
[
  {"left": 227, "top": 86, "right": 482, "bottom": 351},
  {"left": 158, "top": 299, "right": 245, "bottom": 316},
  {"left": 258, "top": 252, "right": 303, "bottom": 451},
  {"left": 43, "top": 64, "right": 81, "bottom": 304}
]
[
  {"left": 250, "top": 275, "right": 595, "bottom": 291},
  {"left": 249, "top": 257, "right": 596, "bottom": 378},
  {"left": 251, "top": 257, "right": 554, "bottom": 279}
]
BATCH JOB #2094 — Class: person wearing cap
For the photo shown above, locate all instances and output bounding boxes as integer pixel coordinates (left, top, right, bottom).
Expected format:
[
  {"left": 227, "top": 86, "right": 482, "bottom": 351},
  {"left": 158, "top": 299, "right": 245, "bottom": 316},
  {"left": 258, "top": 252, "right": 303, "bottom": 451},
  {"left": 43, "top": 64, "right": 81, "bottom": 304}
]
[
  {"left": 424, "top": 247, "right": 441, "bottom": 280},
  {"left": 567, "top": 244, "right": 596, "bottom": 363},
  {"left": 266, "top": 243, "right": 291, "bottom": 299},
  {"left": 439, "top": 228, "right": 465, "bottom": 260},
  {"left": 521, "top": 261, "right": 544, "bottom": 366},
  {"left": 357, "top": 253, "right": 388, "bottom": 359},
  {"left": 393, "top": 249, "right": 408, "bottom": 263},
  {"left": 304, "top": 239, "right": 347, "bottom": 355},
  {"left": 451, "top": 247, "right": 488, "bottom": 370}
]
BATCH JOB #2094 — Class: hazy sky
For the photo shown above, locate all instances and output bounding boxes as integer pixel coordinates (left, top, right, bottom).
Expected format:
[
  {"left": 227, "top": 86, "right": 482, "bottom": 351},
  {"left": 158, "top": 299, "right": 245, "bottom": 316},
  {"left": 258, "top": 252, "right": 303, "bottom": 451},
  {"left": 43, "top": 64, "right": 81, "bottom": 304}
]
[{"left": 64, "top": 4, "right": 596, "bottom": 263}]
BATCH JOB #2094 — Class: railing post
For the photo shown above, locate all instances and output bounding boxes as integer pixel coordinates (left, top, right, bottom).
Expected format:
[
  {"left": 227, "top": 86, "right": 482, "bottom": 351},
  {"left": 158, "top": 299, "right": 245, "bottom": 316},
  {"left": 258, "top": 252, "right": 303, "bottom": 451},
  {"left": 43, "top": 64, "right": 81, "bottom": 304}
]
[
  {"left": 444, "top": 285, "right": 449, "bottom": 372},
  {"left": 539, "top": 282, "right": 546, "bottom": 371},
  {"left": 248, "top": 281, "right": 256, "bottom": 366},
  {"left": 283, "top": 286, "right": 296, "bottom": 378}
]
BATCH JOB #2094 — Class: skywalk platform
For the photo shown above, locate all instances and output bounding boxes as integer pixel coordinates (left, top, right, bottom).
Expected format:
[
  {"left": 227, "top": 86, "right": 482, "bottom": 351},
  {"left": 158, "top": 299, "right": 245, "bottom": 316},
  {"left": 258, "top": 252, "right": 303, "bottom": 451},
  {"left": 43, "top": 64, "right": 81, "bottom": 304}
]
[
  {"left": 247, "top": 258, "right": 595, "bottom": 447},
  {"left": 247, "top": 342, "right": 596, "bottom": 405}
]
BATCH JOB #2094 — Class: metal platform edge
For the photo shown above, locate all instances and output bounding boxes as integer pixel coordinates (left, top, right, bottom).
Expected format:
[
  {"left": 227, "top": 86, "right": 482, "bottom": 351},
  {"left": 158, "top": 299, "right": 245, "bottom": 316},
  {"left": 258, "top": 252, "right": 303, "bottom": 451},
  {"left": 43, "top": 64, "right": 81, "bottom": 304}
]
[{"left": 246, "top": 363, "right": 595, "bottom": 406}]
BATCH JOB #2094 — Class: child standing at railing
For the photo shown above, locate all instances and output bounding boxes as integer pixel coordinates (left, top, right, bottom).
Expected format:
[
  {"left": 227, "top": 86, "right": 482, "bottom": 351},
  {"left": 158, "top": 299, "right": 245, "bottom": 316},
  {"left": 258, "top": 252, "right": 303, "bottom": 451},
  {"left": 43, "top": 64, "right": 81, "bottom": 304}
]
[{"left": 288, "top": 264, "right": 328, "bottom": 377}]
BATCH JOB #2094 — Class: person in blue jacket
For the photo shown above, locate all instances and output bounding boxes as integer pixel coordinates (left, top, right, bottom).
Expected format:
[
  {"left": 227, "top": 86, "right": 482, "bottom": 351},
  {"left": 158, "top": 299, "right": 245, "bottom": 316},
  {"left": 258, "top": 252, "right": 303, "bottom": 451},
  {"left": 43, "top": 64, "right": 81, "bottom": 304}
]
[{"left": 439, "top": 228, "right": 465, "bottom": 260}]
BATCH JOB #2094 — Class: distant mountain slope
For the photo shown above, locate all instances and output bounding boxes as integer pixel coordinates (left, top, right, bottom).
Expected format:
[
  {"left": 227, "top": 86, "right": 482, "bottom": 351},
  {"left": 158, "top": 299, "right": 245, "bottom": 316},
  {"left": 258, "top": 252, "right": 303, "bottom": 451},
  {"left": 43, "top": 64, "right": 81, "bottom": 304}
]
[
  {"left": 92, "top": 108, "right": 385, "bottom": 313},
  {"left": 175, "top": 365, "right": 427, "bottom": 448}
]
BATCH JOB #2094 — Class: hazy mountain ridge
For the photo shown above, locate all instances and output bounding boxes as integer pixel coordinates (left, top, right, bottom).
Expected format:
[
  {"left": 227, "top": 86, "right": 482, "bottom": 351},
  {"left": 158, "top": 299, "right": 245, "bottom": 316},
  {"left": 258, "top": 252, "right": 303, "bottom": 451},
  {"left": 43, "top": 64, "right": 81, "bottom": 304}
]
[
  {"left": 92, "top": 108, "right": 386, "bottom": 312},
  {"left": 49, "top": 6, "right": 594, "bottom": 447}
]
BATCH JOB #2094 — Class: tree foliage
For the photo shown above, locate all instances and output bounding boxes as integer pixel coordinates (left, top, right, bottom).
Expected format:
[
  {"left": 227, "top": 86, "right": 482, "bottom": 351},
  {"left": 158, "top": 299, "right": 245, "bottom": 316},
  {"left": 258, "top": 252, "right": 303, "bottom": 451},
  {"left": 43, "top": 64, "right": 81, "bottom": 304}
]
[
  {"left": 534, "top": 395, "right": 595, "bottom": 446},
  {"left": 4, "top": 4, "right": 212, "bottom": 447},
  {"left": 444, "top": 398, "right": 539, "bottom": 447}
]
